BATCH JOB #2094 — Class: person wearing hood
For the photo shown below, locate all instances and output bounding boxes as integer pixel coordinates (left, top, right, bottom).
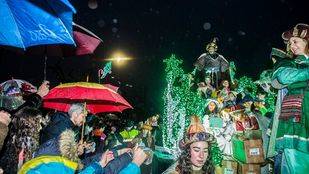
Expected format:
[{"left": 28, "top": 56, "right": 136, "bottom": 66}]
[{"left": 20, "top": 129, "right": 147, "bottom": 174}]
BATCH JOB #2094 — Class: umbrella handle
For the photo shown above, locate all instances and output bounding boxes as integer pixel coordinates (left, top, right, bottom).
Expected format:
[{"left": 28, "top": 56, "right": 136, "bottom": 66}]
[
  {"left": 80, "top": 102, "right": 87, "bottom": 143},
  {"left": 81, "top": 122, "right": 84, "bottom": 144},
  {"left": 44, "top": 55, "right": 47, "bottom": 81}
]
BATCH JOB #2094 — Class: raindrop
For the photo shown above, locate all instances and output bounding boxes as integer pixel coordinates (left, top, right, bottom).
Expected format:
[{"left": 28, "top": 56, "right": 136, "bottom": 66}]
[
  {"left": 238, "top": 30, "right": 246, "bottom": 36},
  {"left": 88, "top": 0, "right": 98, "bottom": 9},
  {"left": 203, "top": 22, "right": 211, "bottom": 30},
  {"left": 97, "top": 20, "right": 105, "bottom": 28},
  {"left": 228, "top": 37, "right": 233, "bottom": 42},
  {"left": 112, "top": 27, "right": 118, "bottom": 33},
  {"left": 112, "top": 19, "right": 118, "bottom": 24},
  {"left": 116, "top": 35, "right": 120, "bottom": 38}
]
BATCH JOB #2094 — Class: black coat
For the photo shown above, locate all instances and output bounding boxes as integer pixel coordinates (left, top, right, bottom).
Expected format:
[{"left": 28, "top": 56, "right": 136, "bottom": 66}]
[{"left": 40, "top": 112, "right": 77, "bottom": 144}]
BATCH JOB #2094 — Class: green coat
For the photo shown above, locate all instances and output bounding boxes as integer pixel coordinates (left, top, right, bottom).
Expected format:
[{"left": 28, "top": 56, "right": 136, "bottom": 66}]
[{"left": 272, "top": 55, "right": 309, "bottom": 153}]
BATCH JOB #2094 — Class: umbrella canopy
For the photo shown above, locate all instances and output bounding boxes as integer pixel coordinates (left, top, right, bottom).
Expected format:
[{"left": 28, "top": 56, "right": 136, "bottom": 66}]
[
  {"left": 43, "top": 82, "right": 133, "bottom": 114},
  {"left": 28, "top": 23, "right": 103, "bottom": 57},
  {"left": 0, "top": 79, "right": 37, "bottom": 96},
  {"left": 0, "top": 0, "right": 76, "bottom": 49},
  {"left": 73, "top": 23, "right": 102, "bottom": 56}
]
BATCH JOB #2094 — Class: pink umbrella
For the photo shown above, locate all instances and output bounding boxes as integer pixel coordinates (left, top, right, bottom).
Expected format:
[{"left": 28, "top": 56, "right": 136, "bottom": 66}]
[
  {"left": 73, "top": 23, "right": 103, "bottom": 56},
  {"left": 103, "top": 84, "right": 119, "bottom": 92}
]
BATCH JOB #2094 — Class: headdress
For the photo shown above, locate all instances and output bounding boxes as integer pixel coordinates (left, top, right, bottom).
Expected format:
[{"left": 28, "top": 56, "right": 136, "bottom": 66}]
[
  {"left": 282, "top": 23, "right": 309, "bottom": 41},
  {"left": 179, "top": 116, "right": 214, "bottom": 149}
]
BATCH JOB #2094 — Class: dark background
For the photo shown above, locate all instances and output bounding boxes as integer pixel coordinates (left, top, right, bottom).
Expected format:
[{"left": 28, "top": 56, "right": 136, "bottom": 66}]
[{"left": 0, "top": 0, "right": 308, "bottom": 119}]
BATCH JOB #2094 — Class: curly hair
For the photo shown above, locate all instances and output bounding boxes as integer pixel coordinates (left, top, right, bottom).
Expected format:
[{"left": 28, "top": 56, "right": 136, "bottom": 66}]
[
  {"left": 176, "top": 142, "right": 214, "bottom": 174},
  {"left": 0, "top": 107, "right": 42, "bottom": 173}
]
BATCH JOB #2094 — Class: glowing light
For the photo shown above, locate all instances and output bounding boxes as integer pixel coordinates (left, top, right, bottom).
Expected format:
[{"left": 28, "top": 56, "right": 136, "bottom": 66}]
[{"left": 105, "top": 51, "right": 132, "bottom": 66}]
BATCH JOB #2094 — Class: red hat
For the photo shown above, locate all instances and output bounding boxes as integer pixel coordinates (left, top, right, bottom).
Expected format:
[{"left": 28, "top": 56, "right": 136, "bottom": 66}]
[{"left": 282, "top": 23, "right": 309, "bottom": 41}]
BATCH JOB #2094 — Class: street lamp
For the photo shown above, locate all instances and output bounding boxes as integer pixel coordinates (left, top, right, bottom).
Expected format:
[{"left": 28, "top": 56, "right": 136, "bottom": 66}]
[{"left": 105, "top": 51, "right": 132, "bottom": 66}]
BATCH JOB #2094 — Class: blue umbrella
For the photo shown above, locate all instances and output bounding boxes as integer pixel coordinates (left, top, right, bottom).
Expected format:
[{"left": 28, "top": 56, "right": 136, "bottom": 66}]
[{"left": 0, "top": 0, "right": 76, "bottom": 49}]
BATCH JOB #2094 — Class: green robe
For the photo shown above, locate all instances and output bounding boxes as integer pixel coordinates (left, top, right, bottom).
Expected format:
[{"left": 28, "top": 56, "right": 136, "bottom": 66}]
[{"left": 271, "top": 55, "right": 309, "bottom": 153}]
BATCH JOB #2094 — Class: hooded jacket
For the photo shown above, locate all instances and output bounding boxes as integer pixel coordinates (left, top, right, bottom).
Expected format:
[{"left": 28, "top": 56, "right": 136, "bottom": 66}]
[{"left": 40, "top": 112, "right": 77, "bottom": 145}]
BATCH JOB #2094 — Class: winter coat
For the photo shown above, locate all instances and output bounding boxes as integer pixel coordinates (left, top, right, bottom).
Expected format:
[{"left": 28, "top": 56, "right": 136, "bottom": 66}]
[
  {"left": 19, "top": 156, "right": 141, "bottom": 174},
  {"left": 35, "top": 130, "right": 137, "bottom": 174},
  {"left": 40, "top": 112, "right": 77, "bottom": 145},
  {"left": 119, "top": 162, "right": 141, "bottom": 174},
  {"left": 0, "top": 122, "right": 8, "bottom": 151}
]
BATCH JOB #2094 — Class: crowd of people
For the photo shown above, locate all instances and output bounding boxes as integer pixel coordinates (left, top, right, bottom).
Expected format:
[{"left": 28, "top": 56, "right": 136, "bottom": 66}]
[
  {"left": 0, "top": 23, "right": 308, "bottom": 174},
  {"left": 0, "top": 81, "right": 153, "bottom": 173}
]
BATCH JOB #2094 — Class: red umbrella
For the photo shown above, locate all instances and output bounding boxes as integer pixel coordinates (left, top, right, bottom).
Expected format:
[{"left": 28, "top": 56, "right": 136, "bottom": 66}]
[{"left": 43, "top": 82, "right": 132, "bottom": 114}]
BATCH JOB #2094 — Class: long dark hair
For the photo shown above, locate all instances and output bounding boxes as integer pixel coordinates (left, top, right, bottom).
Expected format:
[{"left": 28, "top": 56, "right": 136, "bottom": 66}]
[
  {"left": 0, "top": 107, "right": 42, "bottom": 173},
  {"left": 176, "top": 142, "right": 214, "bottom": 174}
]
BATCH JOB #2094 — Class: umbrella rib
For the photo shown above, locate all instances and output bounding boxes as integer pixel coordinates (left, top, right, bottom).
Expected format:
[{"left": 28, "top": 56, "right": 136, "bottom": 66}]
[
  {"left": 44, "top": 0, "right": 76, "bottom": 46},
  {"left": 73, "top": 22, "right": 103, "bottom": 42}
]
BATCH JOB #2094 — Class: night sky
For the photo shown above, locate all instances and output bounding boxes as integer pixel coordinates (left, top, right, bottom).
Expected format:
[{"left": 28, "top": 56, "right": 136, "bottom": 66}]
[{"left": 0, "top": 0, "right": 308, "bottom": 118}]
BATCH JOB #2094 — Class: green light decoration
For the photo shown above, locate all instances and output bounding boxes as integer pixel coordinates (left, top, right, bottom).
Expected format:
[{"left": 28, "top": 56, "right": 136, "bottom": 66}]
[
  {"left": 229, "top": 61, "right": 236, "bottom": 85},
  {"left": 210, "top": 142, "right": 223, "bottom": 166},
  {"left": 162, "top": 54, "right": 206, "bottom": 150},
  {"left": 265, "top": 93, "right": 276, "bottom": 113},
  {"left": 255, "top": 70, "right": 277, "bottom": 114},
  {"left": 236, "top": 76, "right": 257, "bottom": 97}
]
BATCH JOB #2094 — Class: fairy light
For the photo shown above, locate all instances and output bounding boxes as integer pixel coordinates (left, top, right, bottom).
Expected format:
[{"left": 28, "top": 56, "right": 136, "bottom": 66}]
[{"left": 162, "top": 54, "right": 205, "bottom": 150}]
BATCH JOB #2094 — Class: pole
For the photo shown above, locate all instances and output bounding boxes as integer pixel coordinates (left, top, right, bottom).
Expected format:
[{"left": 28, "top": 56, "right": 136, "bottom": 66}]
[{"left": 81, "top": 76, "right": 89, "bottom": 143}]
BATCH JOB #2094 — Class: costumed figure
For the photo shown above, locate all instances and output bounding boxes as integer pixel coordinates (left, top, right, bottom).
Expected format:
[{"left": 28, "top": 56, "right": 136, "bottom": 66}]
[
  {"left": 162, "top": 116, "right": 219, "bottom": 174},
  {"left": 139, "top": 114, "right": 159, "bottom": 149},
  {"left": 202, "top": 99, "right": 222, "bottom": 134},
  {"left": 223, "top": 91, "right": 237, "bottom": 109},
  {"left": 197, "top": 77, "right": 215, "bottom": 99},
  {"left": 217, "top": 80, "right": 231, "bottom": 104},
  {"left": 253, "top": 89, "right": 268, "bottom": 116},
  {"left": 229, "top": 105, "right": 251, "bottom": 132},
  {"left": 194, "top": 38, "right": 229, "bottom": 88},
  {"left": 241, "top": 95, "right": 260, "bottom": 130},
  {"left": 270, "top": 23, "right": 309, "bottom": 173},
  {"left": 214, "top": 107, "right": 236, "bottom": 157}
]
